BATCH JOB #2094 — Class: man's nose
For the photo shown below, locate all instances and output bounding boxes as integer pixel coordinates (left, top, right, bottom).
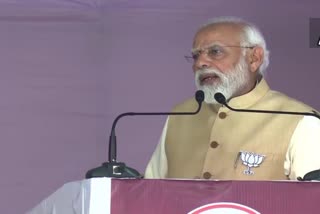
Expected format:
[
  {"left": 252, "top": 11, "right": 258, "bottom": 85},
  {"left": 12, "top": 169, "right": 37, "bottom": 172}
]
[{"left": 193, "top": 53, "right": 211, "bottom": 71}]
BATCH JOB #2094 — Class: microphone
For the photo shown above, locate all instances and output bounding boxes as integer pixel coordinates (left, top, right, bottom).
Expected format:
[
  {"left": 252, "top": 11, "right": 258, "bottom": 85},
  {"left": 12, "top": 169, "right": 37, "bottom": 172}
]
[
  {"left": 214, "top": 92, "right": 320, "bottom": 119},
  {"left": 214, "top": 92, "right": 320, "bottom": 181},
  {"left": 85, "top": 90, "right": 205, "bottom": 179}
]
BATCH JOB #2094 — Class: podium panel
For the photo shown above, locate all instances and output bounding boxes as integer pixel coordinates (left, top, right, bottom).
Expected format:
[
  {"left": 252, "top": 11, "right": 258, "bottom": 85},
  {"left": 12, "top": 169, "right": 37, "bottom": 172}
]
[
  {"left": 111, "top": 179, "right": 320, "bottom": 213},
  {"left": 28, "top": 178, "right": 320, "bottom": 214},
  {"left": 27, "top": 178, "right": 111, "bottom": 214}
]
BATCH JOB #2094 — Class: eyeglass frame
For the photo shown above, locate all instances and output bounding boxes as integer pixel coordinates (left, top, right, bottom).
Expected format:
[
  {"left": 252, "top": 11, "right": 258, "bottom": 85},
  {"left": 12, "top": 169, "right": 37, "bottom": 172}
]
[{"left": 184, "top": 44, "right": 256, "bottom": 63}]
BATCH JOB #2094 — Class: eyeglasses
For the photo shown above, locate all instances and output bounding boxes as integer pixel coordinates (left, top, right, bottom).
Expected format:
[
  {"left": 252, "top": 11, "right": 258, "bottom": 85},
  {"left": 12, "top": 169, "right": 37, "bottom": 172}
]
[{"left": 184, "top": 44, "right": 255, "bottom": 63}]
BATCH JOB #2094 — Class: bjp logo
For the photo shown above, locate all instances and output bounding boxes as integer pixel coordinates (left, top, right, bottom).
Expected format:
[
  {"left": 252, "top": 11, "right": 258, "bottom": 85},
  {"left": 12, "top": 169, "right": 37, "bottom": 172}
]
[{"left": 240, "top": 151, "right": 265, "bottom": 175}]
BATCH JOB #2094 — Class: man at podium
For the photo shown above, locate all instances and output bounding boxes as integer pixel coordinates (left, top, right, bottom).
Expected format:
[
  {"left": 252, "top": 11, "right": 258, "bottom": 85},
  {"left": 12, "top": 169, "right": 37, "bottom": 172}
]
[{"left": 145, "top": 16, "right": 320, "bottom": 181}]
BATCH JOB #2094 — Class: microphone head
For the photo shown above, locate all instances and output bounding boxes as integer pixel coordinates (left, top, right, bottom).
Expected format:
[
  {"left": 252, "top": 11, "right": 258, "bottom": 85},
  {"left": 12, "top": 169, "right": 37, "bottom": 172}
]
[
  {"left": 195, "top": 90, "right": 205, "bottom": 104},
  {"left": 214, "top": 93, "right": 226, "bottom": 104}
]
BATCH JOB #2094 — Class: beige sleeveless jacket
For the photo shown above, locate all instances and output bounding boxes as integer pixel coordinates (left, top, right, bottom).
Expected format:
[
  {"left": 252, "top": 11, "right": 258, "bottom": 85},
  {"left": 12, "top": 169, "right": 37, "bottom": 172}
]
[{"left": 166, "top": 79, "right": 314, "bottom": 180}]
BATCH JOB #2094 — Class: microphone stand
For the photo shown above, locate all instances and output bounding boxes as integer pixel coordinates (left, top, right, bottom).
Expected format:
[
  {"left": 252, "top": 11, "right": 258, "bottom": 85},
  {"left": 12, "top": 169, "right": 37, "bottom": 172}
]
[
  {"left": 298, "top": 170, "right": 320, "bottom": 181},
  {"left": 85, "top": 90, "right": 204, "bottom": 179}
]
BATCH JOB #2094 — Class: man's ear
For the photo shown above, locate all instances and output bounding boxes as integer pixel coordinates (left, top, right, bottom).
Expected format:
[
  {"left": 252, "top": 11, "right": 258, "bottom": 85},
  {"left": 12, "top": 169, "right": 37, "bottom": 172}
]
[{"left": 248, "top": 46, "right": 264, "bottom": 73}]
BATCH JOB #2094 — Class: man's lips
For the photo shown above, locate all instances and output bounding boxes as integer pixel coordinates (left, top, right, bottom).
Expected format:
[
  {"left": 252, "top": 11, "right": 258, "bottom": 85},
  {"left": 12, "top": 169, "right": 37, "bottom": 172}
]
[{"left": 199, "top": 73, "right": 220, "bottom": 85}]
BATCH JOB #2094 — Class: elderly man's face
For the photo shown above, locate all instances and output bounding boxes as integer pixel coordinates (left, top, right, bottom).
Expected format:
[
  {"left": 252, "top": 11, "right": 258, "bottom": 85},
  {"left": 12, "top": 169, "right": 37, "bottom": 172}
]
[{"left": 192, "top": 24, "right": 256, "bottom": 103}]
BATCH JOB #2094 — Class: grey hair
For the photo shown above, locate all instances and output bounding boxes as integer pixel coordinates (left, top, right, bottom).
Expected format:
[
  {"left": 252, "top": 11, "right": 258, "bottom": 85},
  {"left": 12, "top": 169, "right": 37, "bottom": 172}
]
[{"left": 199, "top": 16, "right": 270, "bottom": 76}]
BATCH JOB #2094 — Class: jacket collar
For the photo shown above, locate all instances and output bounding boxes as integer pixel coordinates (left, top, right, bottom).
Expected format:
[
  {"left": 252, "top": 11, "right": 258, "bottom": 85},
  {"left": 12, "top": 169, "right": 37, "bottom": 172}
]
[
  {"left": 206, "top": 78, "right": 270, "bottom": 112},
  {"left": 227, "top": 78, "right": 269, "bottom": 109}
]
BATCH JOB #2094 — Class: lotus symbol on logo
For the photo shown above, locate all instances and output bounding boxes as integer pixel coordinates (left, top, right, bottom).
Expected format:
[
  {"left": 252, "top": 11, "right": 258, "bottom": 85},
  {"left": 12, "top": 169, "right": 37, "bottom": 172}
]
[{"left": 240, "top": 151, "right": 265, "bottom": 175}]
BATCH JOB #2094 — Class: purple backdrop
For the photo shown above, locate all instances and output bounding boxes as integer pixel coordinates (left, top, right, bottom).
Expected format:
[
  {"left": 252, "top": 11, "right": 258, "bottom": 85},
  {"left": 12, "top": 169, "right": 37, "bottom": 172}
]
[{"left": 0, "top": 1, "right": 319, "bottom": 213}]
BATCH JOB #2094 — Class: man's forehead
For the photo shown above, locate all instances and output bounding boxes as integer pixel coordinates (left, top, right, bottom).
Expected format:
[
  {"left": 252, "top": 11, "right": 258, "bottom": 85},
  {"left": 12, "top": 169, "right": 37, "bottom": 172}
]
[{"left": 193, "top": 23, "right": 243, "bottom": 48}]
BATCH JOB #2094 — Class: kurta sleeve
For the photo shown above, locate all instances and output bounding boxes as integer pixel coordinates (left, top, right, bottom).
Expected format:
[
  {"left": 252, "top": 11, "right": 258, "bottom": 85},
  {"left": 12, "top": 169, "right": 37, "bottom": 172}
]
[
  {"left": 144, "top": 118, "right": 169, "bottom": 178},
  {"left": 285, "top": 116, "right": 320, "bottom": 180}
]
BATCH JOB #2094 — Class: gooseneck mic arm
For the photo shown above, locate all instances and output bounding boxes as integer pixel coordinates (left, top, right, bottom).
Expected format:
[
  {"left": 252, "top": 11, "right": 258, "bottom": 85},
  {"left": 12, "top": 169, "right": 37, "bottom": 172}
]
[
  {"left": 86, "top": 90, "right": 204, "bottom": 179},
  {"left": 109, "top": 90, "right": 204, "bottom": 163},
  {"left": 214, "top": 92, "right": 320, "bottom": 181},
  {"left": 214, "top": 92, "right": 320, "bottom": 119}
]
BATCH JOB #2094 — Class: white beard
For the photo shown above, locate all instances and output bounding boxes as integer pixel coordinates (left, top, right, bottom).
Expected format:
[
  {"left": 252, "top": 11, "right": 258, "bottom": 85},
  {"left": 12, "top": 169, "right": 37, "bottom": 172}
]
[{"left": 194, "top": 56, "right": 250, "bottom": 104}]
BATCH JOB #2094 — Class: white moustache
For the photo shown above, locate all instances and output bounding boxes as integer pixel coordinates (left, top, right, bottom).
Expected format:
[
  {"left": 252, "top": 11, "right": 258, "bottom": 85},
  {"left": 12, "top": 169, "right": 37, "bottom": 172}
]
[{"left": 195, "top": 69, "right": 226, "bottom": 84}]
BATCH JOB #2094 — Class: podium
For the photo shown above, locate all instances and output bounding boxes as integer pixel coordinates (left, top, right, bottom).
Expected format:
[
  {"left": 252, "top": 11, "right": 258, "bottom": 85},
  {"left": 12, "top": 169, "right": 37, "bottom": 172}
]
[{"left": 28, "top": 178, "right": 320, "bottom": 213}]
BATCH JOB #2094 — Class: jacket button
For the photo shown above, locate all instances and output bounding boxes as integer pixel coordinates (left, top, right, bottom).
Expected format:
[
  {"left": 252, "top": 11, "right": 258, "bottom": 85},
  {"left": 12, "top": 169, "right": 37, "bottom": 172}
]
[
  {"left": 210, "top": 141, "right": 219, "bottom": 148},
  {"left": 203, "top": 172, "right": 212, "bottom": 179},
  {"left": 218, "top": 112, "right": 227, "bottom": 119}
]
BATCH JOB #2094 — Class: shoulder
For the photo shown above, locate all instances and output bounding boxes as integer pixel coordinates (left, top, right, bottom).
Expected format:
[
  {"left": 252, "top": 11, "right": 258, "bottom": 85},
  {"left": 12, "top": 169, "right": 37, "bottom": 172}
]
[{"left": 264, "top": 90, "right": 317, "bottom": 112}]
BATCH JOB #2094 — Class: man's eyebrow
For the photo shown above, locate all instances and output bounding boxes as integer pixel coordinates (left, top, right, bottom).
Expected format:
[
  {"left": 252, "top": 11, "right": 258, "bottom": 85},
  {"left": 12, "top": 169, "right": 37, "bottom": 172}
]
[{"left": 191, "top": 42, "right": 226, "bottom": 52}]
